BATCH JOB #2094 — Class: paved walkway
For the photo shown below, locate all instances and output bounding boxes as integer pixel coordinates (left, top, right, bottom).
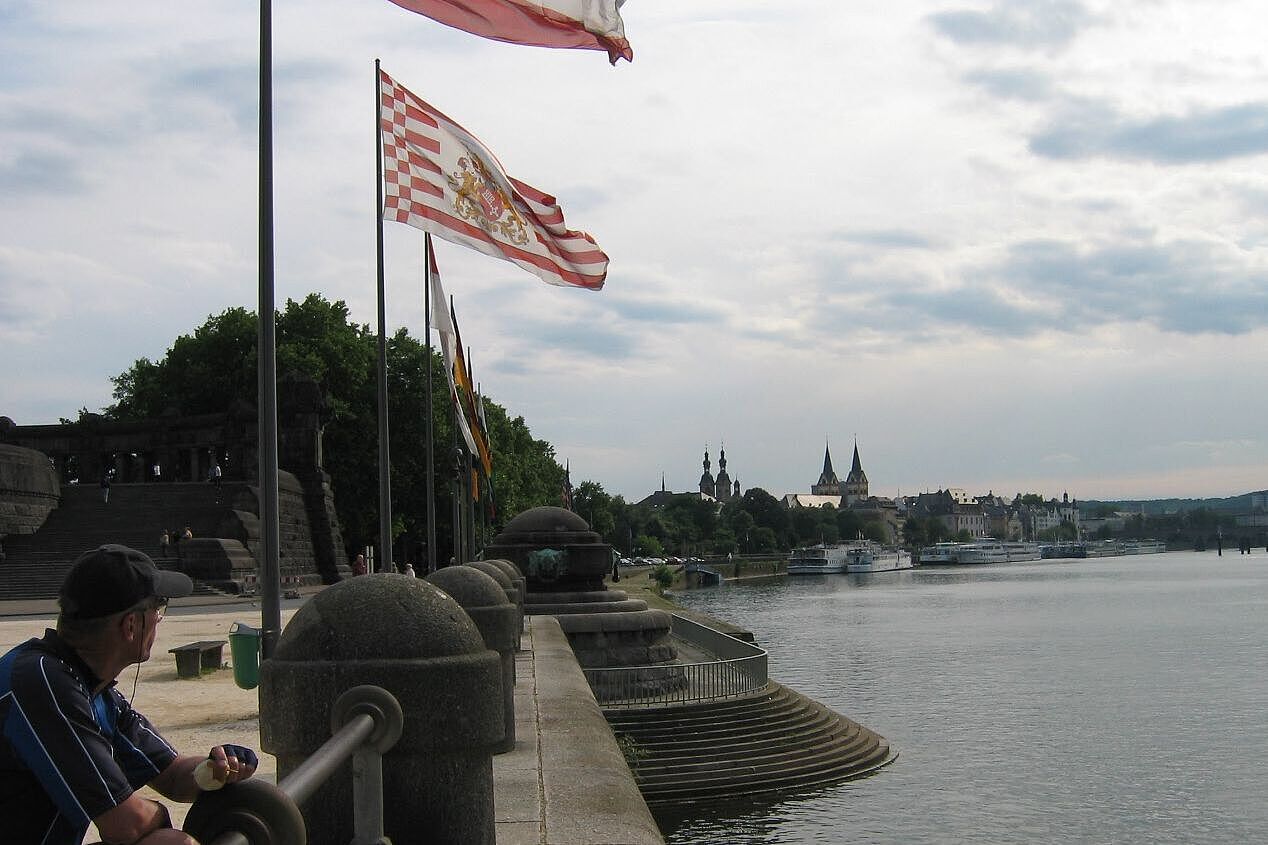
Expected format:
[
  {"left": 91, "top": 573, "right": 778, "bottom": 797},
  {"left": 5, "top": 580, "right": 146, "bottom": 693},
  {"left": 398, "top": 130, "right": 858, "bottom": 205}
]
[{"left": 0, "top": 594, "right": 663, "bottom": 844}]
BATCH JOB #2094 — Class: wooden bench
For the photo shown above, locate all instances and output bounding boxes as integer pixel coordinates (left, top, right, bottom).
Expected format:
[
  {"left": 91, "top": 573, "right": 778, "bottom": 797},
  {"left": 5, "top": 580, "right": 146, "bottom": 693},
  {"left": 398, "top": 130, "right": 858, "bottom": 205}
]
[{"left": 169, "top": 640, "right": 227, "bottom": 678}]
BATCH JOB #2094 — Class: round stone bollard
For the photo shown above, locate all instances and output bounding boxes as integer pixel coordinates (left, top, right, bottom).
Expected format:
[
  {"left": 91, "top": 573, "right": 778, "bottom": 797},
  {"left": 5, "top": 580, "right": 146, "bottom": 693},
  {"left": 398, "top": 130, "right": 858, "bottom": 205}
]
[
  {"left": 465, "top": 560, "right": 522, "bottom": 640},
  {"left": 259, "top": 574, "right": 503, "bottom": 845},
  {"left": 426, "top": 566, "right": 519, "bottom": 754},
  {"left": 483, "top": 559, "right": 526, "bottom": 632}
]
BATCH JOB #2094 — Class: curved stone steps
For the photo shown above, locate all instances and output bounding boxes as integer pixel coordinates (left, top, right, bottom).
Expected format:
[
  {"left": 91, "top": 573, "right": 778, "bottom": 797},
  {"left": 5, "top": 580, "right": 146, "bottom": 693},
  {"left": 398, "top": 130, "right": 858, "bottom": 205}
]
[
  {"left": 622, "top": 703, "right": 835, "bottom": 752},
  {"left": 634, "top": 706, "right": 873, "bottom": 773},
  {"left": 634, "top": 711, "right": 865, "bottom": 765},
  {"left": 611, "top": 690, "right": 823, "bottom": 739},
  {"left": 635, "top": 732, "right": 892, "bottom": 802},
  {"left": 607, "top": 681, "right": 896, "bottom": 805}
]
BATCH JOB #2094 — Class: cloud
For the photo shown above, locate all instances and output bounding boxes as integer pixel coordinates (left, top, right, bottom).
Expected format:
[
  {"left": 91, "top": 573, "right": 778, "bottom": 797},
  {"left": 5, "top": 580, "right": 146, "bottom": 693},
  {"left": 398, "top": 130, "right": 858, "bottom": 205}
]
[
  {"left": 601, "top": 293, "right": 725, "bottom": 326},
  {"left": 1031, "top": 101, "right": 1268, "bottom": 163},
  {"left": 830, "top": 229, "right": 938, "bottom": 249},
  {"left": 995, "top": 238, "right": 1268, "bottom": 335},
  {"left": 962, "top": 67, "right": 1054, "bottom": 101},
  {"left": 0, "top": 149, "right": 88, "bottom": 195},
  {"left": 928, "top": 0, "right": 1092, "bottom": 49}
]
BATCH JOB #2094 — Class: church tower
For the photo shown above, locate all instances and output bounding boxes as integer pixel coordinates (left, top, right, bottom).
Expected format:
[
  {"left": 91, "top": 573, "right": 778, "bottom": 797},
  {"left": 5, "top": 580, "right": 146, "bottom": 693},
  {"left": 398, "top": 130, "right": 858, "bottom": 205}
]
[
  {"left": 842, "top": 439, "right": 869, "bottom": 505},
  {"left": 811, "top": 442, "right": 840, "bottom": 495},
  {"left": 715, "top": 445, "right": 732, "bottom": 502},
  {"left": 698, "top": 447, "right": 715, "bottom": 497}
]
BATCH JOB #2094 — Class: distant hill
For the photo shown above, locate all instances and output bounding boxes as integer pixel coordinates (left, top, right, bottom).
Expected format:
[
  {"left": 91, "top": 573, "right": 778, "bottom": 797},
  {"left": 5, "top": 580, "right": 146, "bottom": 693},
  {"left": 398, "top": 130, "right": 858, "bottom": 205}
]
[{"left": 1082, "top": 490, "right": 1267, "bottom": 515}]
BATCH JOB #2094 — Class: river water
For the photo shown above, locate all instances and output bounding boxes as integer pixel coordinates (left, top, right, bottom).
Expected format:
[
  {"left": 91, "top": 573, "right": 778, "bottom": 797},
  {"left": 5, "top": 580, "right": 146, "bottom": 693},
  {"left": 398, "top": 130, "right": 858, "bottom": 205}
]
[{"left": 657, "top": 550, "right": 1267, "bottom": 844}]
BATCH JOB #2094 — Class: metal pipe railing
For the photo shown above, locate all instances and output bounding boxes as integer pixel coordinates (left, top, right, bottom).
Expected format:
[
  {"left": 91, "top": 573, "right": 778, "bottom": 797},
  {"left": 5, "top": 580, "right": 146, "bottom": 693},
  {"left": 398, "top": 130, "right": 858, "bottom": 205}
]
[{"left": 190, "top": 685, "right": 403, "bottom": 845}]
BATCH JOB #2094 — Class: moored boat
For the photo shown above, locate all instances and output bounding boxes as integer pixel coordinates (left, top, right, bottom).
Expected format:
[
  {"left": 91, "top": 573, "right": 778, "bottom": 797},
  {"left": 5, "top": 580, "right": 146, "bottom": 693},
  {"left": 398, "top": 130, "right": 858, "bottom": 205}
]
[
  {"left": 918, "top": 542, "right": 961, "bottom": 565},
  {"left": 1120, "top": 539, "right": 1166, "bottom": 554},
  {"left": 788, "top": 544, "right": 850, "bottom": 574},
  {"left": 846, "top": 543, "right": 914, "bottom": 573}
]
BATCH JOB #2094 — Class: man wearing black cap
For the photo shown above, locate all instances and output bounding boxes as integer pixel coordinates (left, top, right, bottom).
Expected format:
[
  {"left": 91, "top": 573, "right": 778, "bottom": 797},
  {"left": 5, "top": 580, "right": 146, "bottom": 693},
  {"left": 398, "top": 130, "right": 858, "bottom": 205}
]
[{"left": 0, "top": 545, "right": 260, "bottom": 844}]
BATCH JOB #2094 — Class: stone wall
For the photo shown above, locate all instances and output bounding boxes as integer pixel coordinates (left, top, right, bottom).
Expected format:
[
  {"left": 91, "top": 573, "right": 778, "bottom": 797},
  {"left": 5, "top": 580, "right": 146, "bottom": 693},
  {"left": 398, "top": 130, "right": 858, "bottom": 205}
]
[{"left": 0, "top": 443, "right": 60, "bottom": 539}]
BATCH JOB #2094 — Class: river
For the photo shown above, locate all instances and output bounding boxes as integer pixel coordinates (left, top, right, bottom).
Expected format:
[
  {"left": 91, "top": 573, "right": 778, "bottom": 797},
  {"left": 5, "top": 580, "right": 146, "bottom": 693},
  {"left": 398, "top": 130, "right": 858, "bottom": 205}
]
[{"left": 657, "top": 550, "right": 1267, "bottom": 844}]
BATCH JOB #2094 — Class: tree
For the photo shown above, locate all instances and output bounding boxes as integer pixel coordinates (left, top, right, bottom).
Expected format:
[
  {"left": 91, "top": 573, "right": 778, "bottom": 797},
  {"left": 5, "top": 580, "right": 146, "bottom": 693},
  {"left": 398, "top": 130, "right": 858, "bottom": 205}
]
[
  {"left": 634, "top": 534, "right": 664, "bottom": 556},
  {"left": 1019, "top": 493, "right": 1046, "bottom": 506},
  {"left": 106, "top": 295, "right": 566, "bottom": 562},
  {"left": 573, "top": 481, "right": 616, "bottom": 540}
]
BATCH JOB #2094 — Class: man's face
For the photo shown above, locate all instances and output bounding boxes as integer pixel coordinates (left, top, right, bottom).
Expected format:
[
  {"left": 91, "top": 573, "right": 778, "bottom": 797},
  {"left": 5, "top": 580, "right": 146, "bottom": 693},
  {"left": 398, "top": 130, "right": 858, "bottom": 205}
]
[{"left": 124, "top": 598, "right": 167, "bottom": 663}]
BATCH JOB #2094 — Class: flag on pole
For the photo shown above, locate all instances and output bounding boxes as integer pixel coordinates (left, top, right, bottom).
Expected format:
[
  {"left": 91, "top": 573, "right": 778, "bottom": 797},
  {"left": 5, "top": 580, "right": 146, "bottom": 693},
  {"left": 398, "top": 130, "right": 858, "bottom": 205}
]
[
  {"left": 380, "top": 69, "right": 610, "bottom": 290},
  {"left": 426, "top": 235, "right": 479, "bottom": 455},
  {"left": 385, "top": 0, "right": 632, "bottom": 64},
  {"left": 451, "top": 304, "right": 495, "bottom": 476}
]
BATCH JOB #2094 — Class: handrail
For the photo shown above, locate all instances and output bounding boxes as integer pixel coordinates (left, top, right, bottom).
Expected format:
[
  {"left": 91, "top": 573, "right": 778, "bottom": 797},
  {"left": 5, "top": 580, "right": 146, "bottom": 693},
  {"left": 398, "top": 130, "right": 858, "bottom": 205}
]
[
  {"left": 584, "top": 617, "right": 768, "bottom": 708},
  {"left": 185, "top": 685, "right": 404, "bottom": 845}
]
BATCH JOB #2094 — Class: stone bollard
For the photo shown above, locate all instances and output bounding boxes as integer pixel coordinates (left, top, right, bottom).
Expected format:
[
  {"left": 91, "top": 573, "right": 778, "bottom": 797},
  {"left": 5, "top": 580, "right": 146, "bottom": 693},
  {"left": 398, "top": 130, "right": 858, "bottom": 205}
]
[
  {"left": 483, "top": 558, "right": 526, "bottom": 632},
  {"left": 427, "top": 566, "right": 519, "bottom": 754},
  {"left": 259, "top": 574, "right": 503, "bottom": 845},
  {"left": 466, "top": 560, "right": 522, "bottom": 642}
]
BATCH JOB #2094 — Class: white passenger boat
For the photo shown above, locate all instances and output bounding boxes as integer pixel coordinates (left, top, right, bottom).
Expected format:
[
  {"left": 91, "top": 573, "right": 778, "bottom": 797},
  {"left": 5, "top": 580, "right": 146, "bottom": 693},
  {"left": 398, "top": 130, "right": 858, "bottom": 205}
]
[
  {"left": 846, "top": 543, "right": 914, "bottom": 573},
  {"left": 1120, "top": 539, "right": 1166, "bottom": 554},
  {"left": 919, "top": 542, "right": 961, "bottom": 564},
  {"left": 955, "top": 540, "right": 1011, "bottom": 564},
  {"left": 1001, "top": 541, "right": 1042, "bottom": 562},
  {"left": 787, "top": 544, "right": 850, "bottom": 574}
]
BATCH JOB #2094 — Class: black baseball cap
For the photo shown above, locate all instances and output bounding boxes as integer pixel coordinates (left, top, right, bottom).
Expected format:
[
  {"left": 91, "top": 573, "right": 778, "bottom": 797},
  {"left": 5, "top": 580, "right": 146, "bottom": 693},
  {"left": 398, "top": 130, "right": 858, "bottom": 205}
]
[{"left": 59, "top": 544, "right": 194, "bottom": 620}]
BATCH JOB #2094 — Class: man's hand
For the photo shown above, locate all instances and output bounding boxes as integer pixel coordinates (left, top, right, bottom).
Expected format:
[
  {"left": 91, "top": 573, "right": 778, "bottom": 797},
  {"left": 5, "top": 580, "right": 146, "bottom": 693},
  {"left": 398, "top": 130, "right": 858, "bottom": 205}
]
[
  {"left": 206, "top": 743, "right": 259, "bottom": 786},
  {"left": 151, "top": 744, "right": 259, "bottom": 802}
]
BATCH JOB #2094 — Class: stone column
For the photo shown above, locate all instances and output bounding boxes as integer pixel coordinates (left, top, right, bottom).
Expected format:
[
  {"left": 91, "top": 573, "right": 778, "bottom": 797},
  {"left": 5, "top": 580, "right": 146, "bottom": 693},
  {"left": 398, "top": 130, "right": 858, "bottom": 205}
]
[
  {"left": 426, "top": 566, "right": 519, "bottom": 753},
  {"left": 259, "top": 575, "right": 503, "bottom": 845}
]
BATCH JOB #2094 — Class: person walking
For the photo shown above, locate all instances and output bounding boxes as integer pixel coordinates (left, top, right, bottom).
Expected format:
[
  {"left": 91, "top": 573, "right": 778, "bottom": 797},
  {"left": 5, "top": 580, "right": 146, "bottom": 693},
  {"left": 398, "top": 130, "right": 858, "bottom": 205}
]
[
  {"left": 100, "top": 472, "right": 111, "bottom": 504},
  {"left": 159, "top": 530, "right": 171, "bottom": 558},
  {"left": 0, "top": 545, "right": 259, "bottom": 844}
]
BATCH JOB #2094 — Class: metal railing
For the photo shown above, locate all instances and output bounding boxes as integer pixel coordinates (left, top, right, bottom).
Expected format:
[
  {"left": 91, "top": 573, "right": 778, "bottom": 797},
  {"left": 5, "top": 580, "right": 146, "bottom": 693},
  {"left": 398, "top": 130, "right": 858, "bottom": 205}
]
[
  {"left": 584, "top": 615, "right": 768, "bottom": 708},
  {"left": 182, "top": 685, "right": 403, "bottom": 845}
]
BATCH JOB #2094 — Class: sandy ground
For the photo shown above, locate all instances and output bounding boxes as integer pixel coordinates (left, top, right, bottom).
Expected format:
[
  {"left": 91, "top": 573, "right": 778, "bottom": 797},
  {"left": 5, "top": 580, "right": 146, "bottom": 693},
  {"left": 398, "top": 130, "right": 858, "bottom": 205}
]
[{"left": 0, "top": 602, "right": 294, "bottom": 831}]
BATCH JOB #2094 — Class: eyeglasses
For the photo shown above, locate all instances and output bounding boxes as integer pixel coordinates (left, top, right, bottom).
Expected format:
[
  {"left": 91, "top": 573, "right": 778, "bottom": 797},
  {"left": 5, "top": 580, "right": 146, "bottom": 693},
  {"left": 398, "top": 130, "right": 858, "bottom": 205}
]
[{"left": 153, "top": 598, "right": 168, "bottom": 620}]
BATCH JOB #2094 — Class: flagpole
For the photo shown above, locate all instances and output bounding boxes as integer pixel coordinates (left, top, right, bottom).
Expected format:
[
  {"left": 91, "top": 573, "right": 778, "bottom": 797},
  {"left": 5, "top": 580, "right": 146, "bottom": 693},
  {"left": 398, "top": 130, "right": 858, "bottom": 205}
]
[
  {"left": 451, "top": 416, "right": 462, "bottom": 565},
  {"left": 373, "top": 58, "right": 394, "bottom": 574},
  {"left": 424, "top": 236, "right": 437, "bottom": 573},
  {"left": 465, "top": 344, "right": 477, "bottom": 557},
  {"left": 257, "top": 0, "right": 282, "bottom": 659}
]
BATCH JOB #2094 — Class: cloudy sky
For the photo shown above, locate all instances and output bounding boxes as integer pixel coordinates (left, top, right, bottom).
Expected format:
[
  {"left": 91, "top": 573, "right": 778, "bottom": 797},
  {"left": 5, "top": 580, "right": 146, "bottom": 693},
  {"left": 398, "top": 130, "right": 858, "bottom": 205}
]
[{"left": 3, "top": 1, "right": 1267, "bottom": 504}]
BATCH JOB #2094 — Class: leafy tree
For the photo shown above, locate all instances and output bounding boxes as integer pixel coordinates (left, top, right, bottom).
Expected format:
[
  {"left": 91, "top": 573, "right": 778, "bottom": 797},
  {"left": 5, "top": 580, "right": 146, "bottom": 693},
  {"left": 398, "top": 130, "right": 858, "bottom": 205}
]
[
  {"left": 573, "top": 481, "right": 616, "bottom": 540},
  {"left": 106, "top": 295, "right": 565, "bottom": 562},
  {"left": 634, "top": 534, "right": 664, "bottom": 556},
  {"left": 1019, "top": 493, "right": 1046, "bottom": 506}
]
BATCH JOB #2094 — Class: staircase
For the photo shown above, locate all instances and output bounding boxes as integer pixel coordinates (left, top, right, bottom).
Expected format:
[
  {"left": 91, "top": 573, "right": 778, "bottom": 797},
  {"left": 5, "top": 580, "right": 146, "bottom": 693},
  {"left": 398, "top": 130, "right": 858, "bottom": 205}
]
[
  {"left": 605, "top": 682, "right": 895, "bottom": 804},
  {"left": 0, "top": 482, "right": 234, "bottom": 601}
]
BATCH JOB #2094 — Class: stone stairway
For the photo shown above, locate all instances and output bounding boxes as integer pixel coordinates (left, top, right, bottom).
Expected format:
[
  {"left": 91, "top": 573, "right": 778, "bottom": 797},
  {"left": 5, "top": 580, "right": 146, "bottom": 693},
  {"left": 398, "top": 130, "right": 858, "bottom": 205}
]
[
  {"left": 0, "top": 482, "right": 234, "bottom": 601},
  {"left": 605, "top": 682, "right": 895, "bottom": 804}
]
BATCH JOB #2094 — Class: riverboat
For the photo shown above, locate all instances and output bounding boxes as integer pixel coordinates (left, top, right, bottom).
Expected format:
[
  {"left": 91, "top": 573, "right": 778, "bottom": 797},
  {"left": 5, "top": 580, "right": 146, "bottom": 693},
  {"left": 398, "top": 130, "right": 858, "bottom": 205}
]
[
  {"left": 1081, "top": 540, "right": 1121, "bottom": 557},
  {"left": 1120, "top": 539, "right": 1167, "bottom": 554},
  {"left": 918, "top": 542, "right": 961, "bottom": 564},
  {"left": 787, "top": 544, "right": 850, "bottom": 574},
  {"left": 846, "top": 543, "right": 914, "bottom": 573},
  {"left": 1001, "top": 541, "right": 1042, "bottom": 562},
  {"left": 955, "top": 540, "right": 1010, "bottom": 564}
]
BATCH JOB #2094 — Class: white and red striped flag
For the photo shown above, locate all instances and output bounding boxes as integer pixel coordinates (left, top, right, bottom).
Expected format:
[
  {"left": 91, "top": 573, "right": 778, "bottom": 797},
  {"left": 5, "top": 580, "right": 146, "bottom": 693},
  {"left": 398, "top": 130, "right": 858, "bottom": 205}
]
[
  {"left": 386, "top": 0, "right": 632, "bottom": 64},
  {"left": 380, "top": 69, "right": 610, "bottom": 290}
]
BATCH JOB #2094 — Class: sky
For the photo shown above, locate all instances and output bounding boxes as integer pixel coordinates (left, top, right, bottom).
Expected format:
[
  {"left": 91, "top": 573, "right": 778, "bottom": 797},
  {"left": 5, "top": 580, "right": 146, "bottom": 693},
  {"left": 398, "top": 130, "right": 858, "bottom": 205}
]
[{"left": 2, "top": 1, "right": 1267, "bottom": 505}]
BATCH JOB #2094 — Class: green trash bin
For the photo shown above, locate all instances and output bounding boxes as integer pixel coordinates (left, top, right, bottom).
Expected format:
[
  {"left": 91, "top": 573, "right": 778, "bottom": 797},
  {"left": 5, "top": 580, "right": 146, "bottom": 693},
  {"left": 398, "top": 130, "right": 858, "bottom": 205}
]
[{"left": 228, "top": 622, "right": 261, "bottom": 690}]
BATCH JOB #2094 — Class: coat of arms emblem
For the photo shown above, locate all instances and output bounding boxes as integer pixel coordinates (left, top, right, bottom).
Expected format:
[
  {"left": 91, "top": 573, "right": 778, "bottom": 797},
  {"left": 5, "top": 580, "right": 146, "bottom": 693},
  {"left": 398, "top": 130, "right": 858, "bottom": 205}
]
[{"left": 447, "top": 151, "right": 529, "bottom": 245}]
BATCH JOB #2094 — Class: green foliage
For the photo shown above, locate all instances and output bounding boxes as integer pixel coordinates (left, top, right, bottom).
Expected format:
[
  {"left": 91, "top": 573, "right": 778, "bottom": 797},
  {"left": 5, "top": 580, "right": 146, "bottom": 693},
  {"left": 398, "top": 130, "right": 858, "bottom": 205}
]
[
  {"left": 634, "top": 534, "right": 664, "bottom": 556},
  {"left": 105, "top": 294, "right": 566, "bottom": 560},
  {"left": 651, "top": 562, "right": 674, "bottom": 591},
  {"left": 1019, "top": 492, "right": 1046, "bottom": 506}
]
